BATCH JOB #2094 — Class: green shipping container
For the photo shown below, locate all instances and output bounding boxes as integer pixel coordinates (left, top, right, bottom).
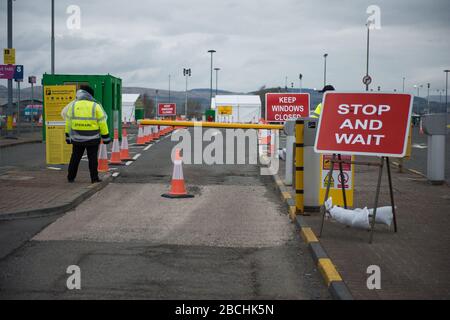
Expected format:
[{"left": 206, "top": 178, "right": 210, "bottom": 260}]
[
  {"left": 205, "top": 109, "right": 215, "bottom": 121},
  {"left": 42, "top": 73, "right": 122, "bottom": 140}
]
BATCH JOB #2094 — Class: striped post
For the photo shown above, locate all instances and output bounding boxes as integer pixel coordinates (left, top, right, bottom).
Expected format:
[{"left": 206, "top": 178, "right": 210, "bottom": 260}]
[{"left": 295, "top": 120, "right": 304, "bottom": 214}]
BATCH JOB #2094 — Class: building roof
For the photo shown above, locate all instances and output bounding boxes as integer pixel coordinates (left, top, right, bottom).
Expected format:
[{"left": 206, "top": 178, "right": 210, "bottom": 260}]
[
  {"left": 214, "top": 95, "right": 261, "bottom": 106},
  {"left": 122, "top": 94, "right": 140, "bottom": 104}
]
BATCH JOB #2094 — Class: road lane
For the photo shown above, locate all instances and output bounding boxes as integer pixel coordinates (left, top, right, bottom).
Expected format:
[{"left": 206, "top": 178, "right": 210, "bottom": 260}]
[{"left": 0, "top": 128, "right": 329, "bottom": 299}]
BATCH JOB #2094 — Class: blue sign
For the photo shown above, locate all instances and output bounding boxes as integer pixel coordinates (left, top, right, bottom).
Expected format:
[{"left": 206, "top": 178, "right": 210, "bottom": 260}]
[{"left": 14, "top": 65, "right": 23, "bottom": 80}]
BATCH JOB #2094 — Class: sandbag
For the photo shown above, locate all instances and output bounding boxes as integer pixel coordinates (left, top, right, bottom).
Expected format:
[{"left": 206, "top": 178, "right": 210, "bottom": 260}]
[{"left": 368, "top": 206, "right": 394, "bottom": 227}]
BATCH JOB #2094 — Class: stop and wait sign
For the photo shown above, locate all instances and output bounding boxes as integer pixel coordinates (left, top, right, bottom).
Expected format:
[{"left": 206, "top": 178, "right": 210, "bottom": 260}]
[
  {"left": 265, "top": 93, "right": 310, "bottom": 122},
  {"left": 158, "top": 103, "right": 176, "bottom": 116},
  {"left": 314, "top": 92, "right": 413, "bottom": 157}
]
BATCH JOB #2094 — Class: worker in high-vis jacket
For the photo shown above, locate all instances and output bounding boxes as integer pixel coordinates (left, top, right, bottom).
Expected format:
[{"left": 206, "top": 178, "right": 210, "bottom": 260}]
[
  {"left": 65, "top": 85, "right": 110, "bottom": 183},
  {"left": 310, "top": 85, "right": 335, "bottom": 118}
]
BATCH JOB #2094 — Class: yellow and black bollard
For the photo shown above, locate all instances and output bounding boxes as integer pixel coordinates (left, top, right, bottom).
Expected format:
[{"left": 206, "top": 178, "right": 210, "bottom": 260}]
[{"left": 295, "top": 120, "right": 304, "bottom": 214}]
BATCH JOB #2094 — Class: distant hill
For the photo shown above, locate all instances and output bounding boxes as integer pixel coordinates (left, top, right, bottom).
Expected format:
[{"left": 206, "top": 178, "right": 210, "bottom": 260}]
[{"left": 1, "top": 85, "right": 447, "bottom": 115}]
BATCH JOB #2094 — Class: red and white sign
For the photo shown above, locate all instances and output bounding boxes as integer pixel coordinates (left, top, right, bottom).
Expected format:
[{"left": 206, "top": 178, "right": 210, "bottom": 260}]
[
  {"left": 158, "top": 103, "right": 176, "bottom": 116},
  {"left": 314, "top": 92, "right": 413, "bottom": 157},
  {"left": 265, "top": 93, "right": 310, "bottom": 122}
]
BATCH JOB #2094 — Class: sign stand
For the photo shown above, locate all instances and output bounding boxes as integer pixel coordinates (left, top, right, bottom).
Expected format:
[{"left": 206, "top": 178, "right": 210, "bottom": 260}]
[{"left": 319, "top": 154, "right": 398, "bottom": 243}]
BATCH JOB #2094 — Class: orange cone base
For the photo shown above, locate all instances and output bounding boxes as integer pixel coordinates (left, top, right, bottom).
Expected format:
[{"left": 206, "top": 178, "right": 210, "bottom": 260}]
[
  {"left": 161, "top": 193, "right": 194, "bottom": 199},
  {"left": 109, "top": 160, "right": 126, "bottom": 165}
]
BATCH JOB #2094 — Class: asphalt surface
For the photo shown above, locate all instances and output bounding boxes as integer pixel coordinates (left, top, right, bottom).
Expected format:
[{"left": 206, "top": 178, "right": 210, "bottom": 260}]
[{"left": 0, "top": 128, "right": 330, "bottom": 299}]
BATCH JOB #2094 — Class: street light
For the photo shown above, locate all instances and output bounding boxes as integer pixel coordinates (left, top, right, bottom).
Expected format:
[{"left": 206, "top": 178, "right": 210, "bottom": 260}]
[
  {"left": 365, "top": 22, "right": 371, "bottom": 91},
  {"left": 168, "top": 74, "right": 171, "bottom": 103},
  {"left": 402, "top": 77, "right": 406, "bottom": 92},
  {"left": 214, "top": 67, "right": 220, "bottom": 96},
  {"left": 427, "top": 83, "right": 430, "bottom": 114},
  {"left": 299, "top": 73, "right": 303, "bottom": 93},
  {"left": 208, "top": 50, "right": 216, "bottom": 103},
  {"left": 6, "top": 0, "right": 15, "bottom": 138},
  {"left": 51, "top": 0, "right": 55, "bottom": 74},
  {"left": 323, "top": 53, "right": 328, "bottom": 87},
  {"left": 183, "top": 68, "right": 191, "bottom": 117},
  {"left": 445, "top": 70, "right": 450, "bottom": 113}
]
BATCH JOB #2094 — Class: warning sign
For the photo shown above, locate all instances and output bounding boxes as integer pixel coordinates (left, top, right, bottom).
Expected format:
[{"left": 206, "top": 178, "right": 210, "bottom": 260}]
[
  {"left": 158, "top": 103, "right": 176, "bottom": 116},
  {"left": 319, "top": 154, "right": 354, "bottom": 207},
  {"left": 265, "top": 93, "right": 310, "bottom": 122},
  {"left": 217, "top": 106, "right": 232, "bottom": 115},
  {"left": 3, "top": 48, "right": 15, "bottom": 65},
  {"left": 45, "top": 126, "right": 72, "bottom": 164},
  {"left": 314, "top": 92, "right": 413, "bottom": 157},
  {"left": 44, "top": 85, "right": 77, "bottom": 122}
]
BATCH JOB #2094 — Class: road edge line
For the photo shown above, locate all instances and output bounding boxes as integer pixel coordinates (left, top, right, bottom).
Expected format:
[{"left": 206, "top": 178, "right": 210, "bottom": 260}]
[{"left": 269, "top": 172, "right": 354, "bottom": 300}]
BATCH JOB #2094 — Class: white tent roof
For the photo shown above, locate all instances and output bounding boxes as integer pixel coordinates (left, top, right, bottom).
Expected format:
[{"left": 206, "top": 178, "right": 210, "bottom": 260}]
[
  {"left": 122, "top": 94, "right": 140, "bottom": 104},
  {"left": 214, "top": 95, "right": 261, "bottom": 106}
]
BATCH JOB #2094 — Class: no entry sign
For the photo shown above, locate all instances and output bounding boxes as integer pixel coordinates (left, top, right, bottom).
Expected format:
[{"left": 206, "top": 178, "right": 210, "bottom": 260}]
[
  {"left": 265, "top": 93, "right": 310, "bottom": 122},
  {"left": 158, "top": 103, "right": 176, "bottom": 116},
  {"left": 314, "top": 92, "right": 413, "bottom": 157}
]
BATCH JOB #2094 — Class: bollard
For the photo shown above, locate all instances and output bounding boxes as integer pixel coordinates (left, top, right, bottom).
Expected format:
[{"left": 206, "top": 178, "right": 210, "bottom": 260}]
[
  {"left": 422, "top": 114, "right": 446, "bottom": 184},
  {"left": 295, "top": 120, "right": 304, "bottom": 214}
]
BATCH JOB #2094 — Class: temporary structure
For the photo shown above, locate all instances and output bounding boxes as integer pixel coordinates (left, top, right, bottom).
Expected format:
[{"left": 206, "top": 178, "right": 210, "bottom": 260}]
[{"left": 211, "top": 95, "right": 261, "bottom": 123}]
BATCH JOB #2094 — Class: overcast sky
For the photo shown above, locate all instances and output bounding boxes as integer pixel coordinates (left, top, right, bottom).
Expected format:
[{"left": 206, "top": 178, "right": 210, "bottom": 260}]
[{"left": 1, "top": 0, "right": 449, "bottom": 95}]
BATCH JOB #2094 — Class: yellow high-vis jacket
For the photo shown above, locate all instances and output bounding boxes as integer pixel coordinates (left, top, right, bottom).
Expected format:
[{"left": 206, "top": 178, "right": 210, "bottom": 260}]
[
  {"left": 310, "top": 103, "right": 322, "bottom": 118},
  {"left": 65, "top": 100, "right": 110, "bottom": 145}
]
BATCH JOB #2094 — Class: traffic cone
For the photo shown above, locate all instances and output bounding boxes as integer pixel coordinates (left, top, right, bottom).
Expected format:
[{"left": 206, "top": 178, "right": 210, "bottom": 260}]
[
  {"left": 135, "top": 125, "right": 146, "bottom": 145},
  {"left": 98, "top": 141, "right": 109, "bottom": 172},
  {"left": 161, "top": 149, "right": 194, "bottom": 198},
  {"left": 12, "top": 116, "right": 17, "bottom": 128},
  {"left": 145, "top": 126, "right": 153, "bottom": 144},
  {"left": 109, "top": 129, "right": 125, "bottom": 165},
  {"left": 120, "top": 128, "right": 135, "bottom": 161},
  {"left": 38, "top": 114, "right": 43, "bottom": 126}
]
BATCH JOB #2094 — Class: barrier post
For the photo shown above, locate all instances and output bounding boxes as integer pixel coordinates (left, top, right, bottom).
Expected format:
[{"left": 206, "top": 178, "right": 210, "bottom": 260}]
[{"left": 295, "top": 120, "right": 304, "bottom": 214}]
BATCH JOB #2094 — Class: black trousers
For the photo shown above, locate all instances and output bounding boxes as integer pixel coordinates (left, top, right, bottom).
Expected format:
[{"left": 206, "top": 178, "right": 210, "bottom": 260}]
[{"left": 68, "top": 144, "right": 99, "bottom": 182}]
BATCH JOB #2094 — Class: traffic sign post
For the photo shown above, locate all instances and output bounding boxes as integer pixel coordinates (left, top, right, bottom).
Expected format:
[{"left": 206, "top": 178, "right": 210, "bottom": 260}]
[
  {"left": 265, "top": 93, "right": 310, "bottom": 122},
  {"left": 157, "top": 103, "right": 177, "bottom": 117},
  {"left": 315, "top": 92, "right": 413, "bottom": 243}
]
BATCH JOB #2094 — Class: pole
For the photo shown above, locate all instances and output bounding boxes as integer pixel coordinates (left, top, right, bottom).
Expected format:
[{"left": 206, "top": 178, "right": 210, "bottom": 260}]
[
  {"left": 323, "top": 54, "right": 328, "bottom": 87},
  {"left": 214, "top": 68, "right": 220, "bottom": 96},
  {"left": 16, "top": 80, "right": 21, "bottom": 135},
  {"left": 299, "top": 74, "right": 303, "bottom": 93},
  {"left": 31, "top": 82, "right": 35, "bottom": 131},
  {"left": 51, "top": 0, "right": 55, "bottom": 74},
  {"left": 185, "top": 73, "right": 188, "bottom": 117},
  {"left": 6, "top": 0, "right": 14, "bottom": 138},
  {"left": 208, "top": 50, "right": 216, "bottom": 103},
  {"left": 402, "top": 77, "right": 405, "bottom": 92},
  {"left": 445, "top": 70, "right": 449, "bottom": 113},
  {"left": 427, "top": 83, "right": 430, "bottom": 114},
  {"left": 365, "top": 26, "right": 370, "bottom": 92},
  {"left": 168, "top": 74, "right": 171, "bottom": 103}
]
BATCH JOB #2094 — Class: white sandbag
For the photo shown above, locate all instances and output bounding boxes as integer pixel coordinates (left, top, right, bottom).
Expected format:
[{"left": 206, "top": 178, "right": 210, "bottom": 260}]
[
  {"left": 368, "top": 206, "right": 394, "bottom": 227},
  {"left": 329, "top": 206, "right": 356, "bottom": 226},
  {"left": 352, "top": 207, "right": 371, "bottom": 230}
]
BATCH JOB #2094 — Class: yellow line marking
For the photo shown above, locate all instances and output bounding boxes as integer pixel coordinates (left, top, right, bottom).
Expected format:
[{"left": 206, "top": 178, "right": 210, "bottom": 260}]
[
  {"left": 318, "top": 258, "right": 342, "bottom": 286},
  {"left": 282, "top": 191, "right": 292, "bottom": 200},
  {"left": 300, "top": 227, "right": 318, "bottom": 243},
  {"left": 289, "top": 206, "right": 296, "bottom": 221}
]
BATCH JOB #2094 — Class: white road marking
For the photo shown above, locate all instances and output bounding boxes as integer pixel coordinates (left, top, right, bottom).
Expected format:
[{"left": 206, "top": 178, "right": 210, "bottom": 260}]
[
  {"left": 47, "top": 166, "right": 62, "bottom": 171},
  {"left": 133, "top": 153, "right": 141, "bottom": 160},
  {"left": 126, "top": 161, "right": 133, "bottom": 166},
  {"left": 412, "top": 144, "right": 427, "bottom": 149},
  {"left": 112, "top": 172, "right": 120, "bottom": 177},
  {"left": 144, "top": 144, "right": 152, "bottom": 151}
]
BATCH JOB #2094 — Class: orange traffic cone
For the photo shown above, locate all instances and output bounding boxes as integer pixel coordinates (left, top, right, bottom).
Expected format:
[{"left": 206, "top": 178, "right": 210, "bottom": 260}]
[
  {"left": 145, "top": 126, "right": 153, "bottom": 144},
  {"left": 38, "top": 114, "right": 43, "bottom": 127},
  {"left": 98, "top": 140, "right": 109, "bottom": 172},
  {"left": 120, "top": 128, "right": 135, "bottom": 161},
  {"left": 161, "top": 149, "right": 194, "bottom": 198},
  {"left": 109, "top": 129, "right": 125, "bottom": 165},
  {"left": 135, "top": 125, "right": 146, "bottom": 145}
]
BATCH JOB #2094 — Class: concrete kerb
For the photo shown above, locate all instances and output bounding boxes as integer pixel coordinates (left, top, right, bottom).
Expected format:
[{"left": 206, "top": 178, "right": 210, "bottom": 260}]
[
  {"left": 269, "top": 172, "right": 354, "bottom": 300},
  {"left": 0, "top": 139, "right": 42, "bottom": 149},
  {"left": 0, "top": 173, "right": 114, "bottom": 221}
]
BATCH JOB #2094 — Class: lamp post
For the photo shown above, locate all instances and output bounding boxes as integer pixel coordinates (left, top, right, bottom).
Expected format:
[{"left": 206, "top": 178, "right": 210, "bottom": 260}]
[
  {"left": 323, "top": 53, "right": 328, "bottom": 87},
  {"left": 445, "top": 70, "right": 450, "bottom": 113},
  {"left": 183, "top": 68, "right": 191, "bottom": 117},
  {"left": 168, "top": 74, "right": 171, "bottom": 103},
  {"left": 365, "top": 22, "right": 371, "bottom": 91},
  {"left": 299, "top": 73, "right": 303, "bottom": 93},
  {"left": 51, "top": 0, "right": 55, "bottom": 74},
  {"left": 402, "top": 77, "right": 406, "bottom": 92},
  {"left": 214, "top": 67, "right": 220, "bottom": 96},
  {"left": 6, "top": 0, "right": 14, "bottom": 138},
  {"left": 208, "top": 50, "right": 216, "bottom": 103},
  {"left": 427, "top": 83, "right": 430, "bottom": 114}
]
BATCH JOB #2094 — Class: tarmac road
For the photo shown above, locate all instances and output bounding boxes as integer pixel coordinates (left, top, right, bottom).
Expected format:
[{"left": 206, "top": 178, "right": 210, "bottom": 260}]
[{"left": 0, "top": 128, "right": 329, "bottom": 299}]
